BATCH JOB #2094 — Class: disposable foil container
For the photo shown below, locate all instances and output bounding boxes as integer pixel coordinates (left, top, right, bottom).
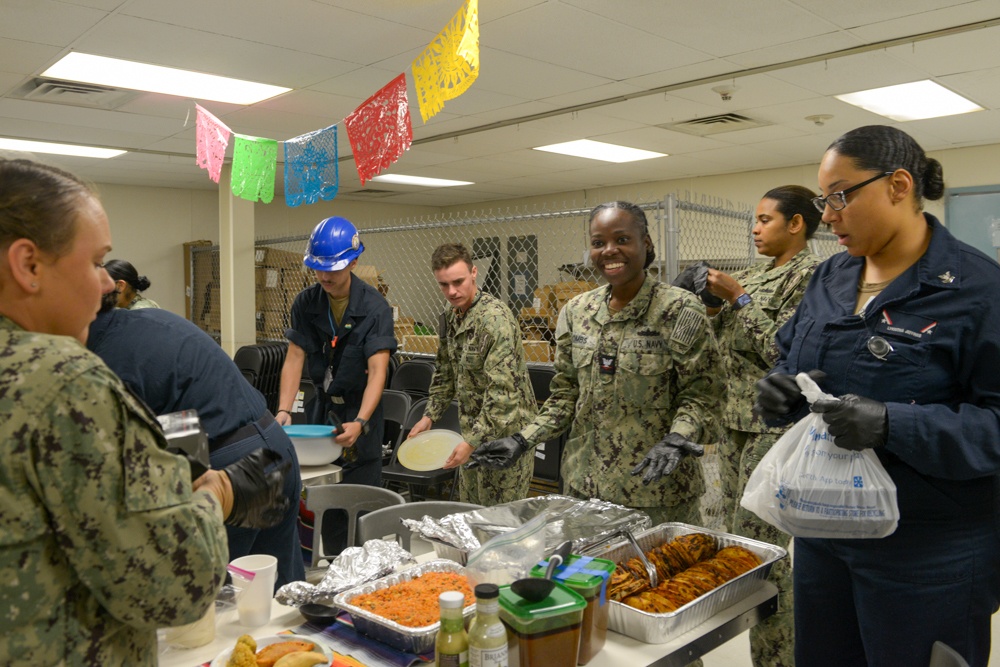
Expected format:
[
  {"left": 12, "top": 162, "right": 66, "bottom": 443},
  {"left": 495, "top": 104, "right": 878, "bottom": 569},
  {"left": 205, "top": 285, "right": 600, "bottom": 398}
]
[
  {"left": 333, "top": 559, "right": 474, "bottom": 653},
  {"left": 422, "top": 495, "right": 651, "bottom": 564},
  {"left": 590, "top": 522, "right": 786, "bottom": 644}
]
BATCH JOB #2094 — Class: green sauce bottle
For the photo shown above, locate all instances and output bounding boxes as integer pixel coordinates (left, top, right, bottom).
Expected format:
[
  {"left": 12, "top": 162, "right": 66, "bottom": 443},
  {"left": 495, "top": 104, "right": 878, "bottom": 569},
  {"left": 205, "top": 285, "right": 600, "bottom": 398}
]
[
  {"left": 436, "top": 590, "right": 469, "bottom": 667},
  {"left": 468, "top": 583, "right": 508, "bottom": 667}
]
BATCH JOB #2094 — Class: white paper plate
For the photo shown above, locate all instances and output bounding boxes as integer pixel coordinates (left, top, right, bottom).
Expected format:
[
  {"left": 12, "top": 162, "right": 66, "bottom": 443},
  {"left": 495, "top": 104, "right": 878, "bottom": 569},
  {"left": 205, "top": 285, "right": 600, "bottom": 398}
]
[
  {"left": 397, "top": 430, "right": 463, "bottom": 471},
  {"left": 210, "top": 634, "right": 332, "bottom": 667}
]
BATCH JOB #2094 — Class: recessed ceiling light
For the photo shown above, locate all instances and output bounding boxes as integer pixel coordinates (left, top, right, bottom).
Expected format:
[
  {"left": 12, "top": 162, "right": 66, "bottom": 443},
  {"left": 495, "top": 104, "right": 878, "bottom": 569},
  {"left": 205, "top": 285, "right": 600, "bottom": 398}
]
[
  {"left": 369, "top": 174, "right": 473, "bottom": 187},
  {"left": 42, "top": 53, "right": 290, "bottom": 105},
  {"left": 835, "top": 80, "right": 982, "bottom": 122},
  {"left": 0, "top": 137, "right": 125, "bottom": 159},
  {"left": 533, "top": 139, "right": 666, "bottom": 163}
]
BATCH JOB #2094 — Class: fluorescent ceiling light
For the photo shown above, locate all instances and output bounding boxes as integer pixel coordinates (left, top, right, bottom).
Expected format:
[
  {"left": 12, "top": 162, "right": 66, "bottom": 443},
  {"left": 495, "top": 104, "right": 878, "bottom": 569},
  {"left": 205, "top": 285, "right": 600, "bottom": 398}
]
[
  {"left": 370, "top": 174, "right": 473, "bottom": 187},
  {"left": 835, "top": 80, "right": 983, "bottom": 122},
  {"left": 0, "top": 137, "right": 125, "bottom": 159},
  {"left": 42, "top": 53, "right": 290, "bottom": 105},
  {"left": 533, "top": 139, "right": 666, "bottom": 163}
]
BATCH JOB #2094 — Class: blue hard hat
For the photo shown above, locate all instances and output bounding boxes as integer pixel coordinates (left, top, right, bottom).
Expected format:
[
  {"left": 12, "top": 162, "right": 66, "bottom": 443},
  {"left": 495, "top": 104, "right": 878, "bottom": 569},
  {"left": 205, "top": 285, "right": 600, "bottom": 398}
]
[{"left": 303, "top": 216, "right": 364, "bottom": 271}]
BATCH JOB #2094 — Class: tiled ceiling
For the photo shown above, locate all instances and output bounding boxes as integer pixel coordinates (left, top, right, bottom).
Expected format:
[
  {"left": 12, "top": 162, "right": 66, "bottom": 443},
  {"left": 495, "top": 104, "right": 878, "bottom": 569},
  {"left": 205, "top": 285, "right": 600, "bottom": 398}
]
[{"left": 2, "top": 0, "right": 999, "bottom": 207}]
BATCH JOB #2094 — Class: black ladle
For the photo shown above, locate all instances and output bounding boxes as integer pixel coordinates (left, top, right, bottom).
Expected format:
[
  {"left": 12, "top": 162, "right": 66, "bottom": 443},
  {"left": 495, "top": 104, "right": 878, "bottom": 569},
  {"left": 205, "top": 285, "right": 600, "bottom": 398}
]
[{"left": 510, "top": 540, "right": 573, "bottom": 602}]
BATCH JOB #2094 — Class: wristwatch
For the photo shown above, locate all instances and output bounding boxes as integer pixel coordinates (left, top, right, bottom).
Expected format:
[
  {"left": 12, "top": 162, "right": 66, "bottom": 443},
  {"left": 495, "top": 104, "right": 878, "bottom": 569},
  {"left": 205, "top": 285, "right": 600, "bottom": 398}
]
[
  {"left": 732, "top": 293, "right": 753, "bottom": 311},
  {"left": 354, "top": 417, "right": 370, "bottom": 435}
]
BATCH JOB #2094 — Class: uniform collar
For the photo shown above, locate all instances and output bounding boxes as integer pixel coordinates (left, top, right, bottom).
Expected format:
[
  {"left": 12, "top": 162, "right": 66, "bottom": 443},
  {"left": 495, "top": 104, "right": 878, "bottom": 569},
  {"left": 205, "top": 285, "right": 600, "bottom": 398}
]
[
  {"left": 593, "top": 270, "right": 655, "bottom": 324},
  {"left": 824, "top": 213, "right": 958, "bottom": 317},
  {"left": 453, "top": 289, "right": 481, "bottom": 324}
]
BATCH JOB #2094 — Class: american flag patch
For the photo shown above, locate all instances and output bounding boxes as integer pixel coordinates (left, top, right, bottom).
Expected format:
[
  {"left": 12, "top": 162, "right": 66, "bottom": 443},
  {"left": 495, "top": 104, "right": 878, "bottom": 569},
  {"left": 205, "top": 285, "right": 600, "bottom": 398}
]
[{"left": 670, "top": 308, "right": 702, "bottom": 350}]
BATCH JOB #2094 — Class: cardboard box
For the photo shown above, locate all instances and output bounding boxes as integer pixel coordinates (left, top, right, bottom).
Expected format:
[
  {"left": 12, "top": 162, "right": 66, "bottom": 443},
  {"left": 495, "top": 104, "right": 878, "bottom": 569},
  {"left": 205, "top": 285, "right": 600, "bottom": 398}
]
[
  {"left": 255, "top": 266, "right": 281, "bottom": 290},
  {"left": 354, "top": 265, "right": 389, "bottom": 297},
  {"left": 254, "top": 246, "right": 302, "bottom": 268},
  {"left": 402, "top": 334, "right": 439, "bottom": 355},
  {"left": 522, "top": 340, "right": 552, "bottom": 363},
  {"left": 394, "top": 322, "right": 414, "bottom": 342}
]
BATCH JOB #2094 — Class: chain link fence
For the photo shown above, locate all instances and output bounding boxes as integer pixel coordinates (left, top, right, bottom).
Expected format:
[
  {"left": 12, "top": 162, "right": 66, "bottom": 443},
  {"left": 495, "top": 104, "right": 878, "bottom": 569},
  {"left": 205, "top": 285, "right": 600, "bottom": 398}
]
[{"left": 187, "top": 193, "right": 843, "bottom": 527}]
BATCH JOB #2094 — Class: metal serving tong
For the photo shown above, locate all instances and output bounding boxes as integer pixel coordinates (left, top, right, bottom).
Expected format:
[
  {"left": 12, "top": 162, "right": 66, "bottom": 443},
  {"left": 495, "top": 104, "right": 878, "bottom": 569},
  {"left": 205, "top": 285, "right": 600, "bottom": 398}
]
[{"left": 580, "top": 528, "right": 658, "bottom": 588}]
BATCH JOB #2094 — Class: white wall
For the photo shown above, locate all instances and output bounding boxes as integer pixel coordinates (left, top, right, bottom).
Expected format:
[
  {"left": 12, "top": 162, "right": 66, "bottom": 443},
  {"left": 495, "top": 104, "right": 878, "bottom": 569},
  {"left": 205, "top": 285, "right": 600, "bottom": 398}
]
[{"left": 94, "top": 141, "right": 1000, "bottom": 316}]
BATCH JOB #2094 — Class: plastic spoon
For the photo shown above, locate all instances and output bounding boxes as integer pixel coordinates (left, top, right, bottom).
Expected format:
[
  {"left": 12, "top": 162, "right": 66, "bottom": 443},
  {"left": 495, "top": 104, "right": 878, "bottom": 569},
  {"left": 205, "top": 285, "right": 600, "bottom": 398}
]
[{"left": 510, "top": 540, "right": 573, "bottom": 602}]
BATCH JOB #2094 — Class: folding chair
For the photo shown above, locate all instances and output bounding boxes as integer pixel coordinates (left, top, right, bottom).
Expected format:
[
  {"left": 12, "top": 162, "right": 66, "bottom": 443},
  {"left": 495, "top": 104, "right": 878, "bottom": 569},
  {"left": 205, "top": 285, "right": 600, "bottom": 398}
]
[
  {"left": 382, "top": 398, "right": 461, "bottom": 501},
  {"left": 304, "top": 484, "right": 405, "bottom": 568},
  {"left": 389, "top": 359, "right": 435, "bottom": 401}
]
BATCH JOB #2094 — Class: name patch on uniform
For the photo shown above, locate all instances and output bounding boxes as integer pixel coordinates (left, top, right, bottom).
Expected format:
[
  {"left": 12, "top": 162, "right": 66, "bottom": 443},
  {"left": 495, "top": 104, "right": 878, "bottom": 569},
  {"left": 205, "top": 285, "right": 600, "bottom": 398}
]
[
  {"left": 572, "top": 333, "right": 596, "bottom": 347},
  {"left": 670, "top": 308, "right": 703, "bottom": 350},
  {"left": 875, "top": 309, "right": 938, "bottom": 341},
  {"left": 621, "top": 336, "right": 669, "bottom": 351}
]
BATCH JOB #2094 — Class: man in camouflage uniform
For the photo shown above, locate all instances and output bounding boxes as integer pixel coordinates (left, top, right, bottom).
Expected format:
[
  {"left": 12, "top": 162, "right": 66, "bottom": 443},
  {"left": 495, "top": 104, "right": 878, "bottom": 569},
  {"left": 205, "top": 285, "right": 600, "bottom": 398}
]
[
  {"left": 0, "top": 316, "right": 230, "bottom": 665},
  {"left": 702, "top": 186, "right": 822, "bottom": 667},
  {"left": 408, "top": 243, "right": 537, "bottom": 505}
]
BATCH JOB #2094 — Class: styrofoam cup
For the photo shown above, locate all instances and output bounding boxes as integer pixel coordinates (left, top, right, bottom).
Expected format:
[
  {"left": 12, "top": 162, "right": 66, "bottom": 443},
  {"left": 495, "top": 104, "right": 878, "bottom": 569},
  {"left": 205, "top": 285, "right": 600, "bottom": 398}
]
[{"left": 230, "top": 554, "right": 277, "bottom": 627}]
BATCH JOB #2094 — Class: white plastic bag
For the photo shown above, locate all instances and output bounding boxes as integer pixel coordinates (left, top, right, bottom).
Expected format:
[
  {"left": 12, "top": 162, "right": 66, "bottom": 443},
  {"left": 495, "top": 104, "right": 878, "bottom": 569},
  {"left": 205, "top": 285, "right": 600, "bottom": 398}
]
[{"left": 740, "top": 373, "right": 899, "bottom": 538}]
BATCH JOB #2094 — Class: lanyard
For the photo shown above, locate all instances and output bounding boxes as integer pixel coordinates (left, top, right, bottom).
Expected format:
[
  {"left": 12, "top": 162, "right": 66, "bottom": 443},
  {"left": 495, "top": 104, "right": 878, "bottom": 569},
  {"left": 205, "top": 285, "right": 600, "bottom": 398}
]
[{"left": 327, "top": 305, "right": 338, "bottom": 350}]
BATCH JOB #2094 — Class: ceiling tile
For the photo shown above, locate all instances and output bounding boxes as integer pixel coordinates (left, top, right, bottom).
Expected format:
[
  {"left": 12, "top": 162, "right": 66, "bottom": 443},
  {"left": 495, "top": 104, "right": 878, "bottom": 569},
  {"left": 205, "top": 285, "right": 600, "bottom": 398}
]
[
  {"left": 767, "top": 50, "right": 933, "bottom": 96},
  {"left": 1, "top": 0, "right": 107, "bottom": 45}
]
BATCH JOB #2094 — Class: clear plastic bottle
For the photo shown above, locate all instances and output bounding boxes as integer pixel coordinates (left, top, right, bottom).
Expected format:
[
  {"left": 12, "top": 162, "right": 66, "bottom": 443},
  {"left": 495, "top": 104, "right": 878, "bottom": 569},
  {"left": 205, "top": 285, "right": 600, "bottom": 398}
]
[
  {"left": 436, "top": 590, "right": 469, "bottom": 667},
  {"left": 468, "top": 583, "right": 508, "bottom": 667}
]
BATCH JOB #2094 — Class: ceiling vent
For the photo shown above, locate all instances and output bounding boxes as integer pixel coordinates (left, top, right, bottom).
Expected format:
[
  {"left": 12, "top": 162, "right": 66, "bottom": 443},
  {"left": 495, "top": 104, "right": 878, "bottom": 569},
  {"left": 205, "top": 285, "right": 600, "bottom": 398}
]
[
  {"left": 659, "top": 113, "right": 771, "bottom": 137},
  {"left": 12, "top": 79, "right": 139, "bottom": 110}
]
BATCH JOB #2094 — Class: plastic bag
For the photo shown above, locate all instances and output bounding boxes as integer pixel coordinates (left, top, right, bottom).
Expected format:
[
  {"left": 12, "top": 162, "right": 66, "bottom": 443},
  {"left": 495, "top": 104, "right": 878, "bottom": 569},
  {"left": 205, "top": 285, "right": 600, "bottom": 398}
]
[
  {"left": 740, "top": 373, "right": 899, "bottom": 539},
  {"left": 464, "top": 511, "right": 548, "bottom": 587}
]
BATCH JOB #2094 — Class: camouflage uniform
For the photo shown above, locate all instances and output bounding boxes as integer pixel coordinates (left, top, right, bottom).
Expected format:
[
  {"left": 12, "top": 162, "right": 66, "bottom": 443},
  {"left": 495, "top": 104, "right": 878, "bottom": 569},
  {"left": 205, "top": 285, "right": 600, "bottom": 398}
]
[
  {"left": 712, "top": 248, "right": 819, "bottom": 667},
  {"left": 520, "top": 273, "right": 721, "bottom": 520},
  {"left": 426, "top": 291, "right": 537, "bottom": 505},
  {"left": 126, "top": 294, "right": 160, "bottom": 309},
  {"left": 0, "top": 317, "right": 229, "bottom": 666}
]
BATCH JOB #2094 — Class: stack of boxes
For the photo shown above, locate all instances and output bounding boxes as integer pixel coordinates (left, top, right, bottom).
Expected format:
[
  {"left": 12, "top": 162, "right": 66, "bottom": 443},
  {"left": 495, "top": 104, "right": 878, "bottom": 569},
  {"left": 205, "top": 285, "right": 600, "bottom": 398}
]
[
  {"left": 518, "top": 279, "right": 598, "bottom": 363},
  {"left": 254, "top": 247, "right": 311, "bottom": 340}
]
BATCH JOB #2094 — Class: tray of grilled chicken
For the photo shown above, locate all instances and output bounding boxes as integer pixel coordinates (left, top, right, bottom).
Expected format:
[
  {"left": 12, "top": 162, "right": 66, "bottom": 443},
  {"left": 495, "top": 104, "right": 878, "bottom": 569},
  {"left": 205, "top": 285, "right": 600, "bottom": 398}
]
[{"left": 587, "top": 522, "right": 786, "bottom": 644}]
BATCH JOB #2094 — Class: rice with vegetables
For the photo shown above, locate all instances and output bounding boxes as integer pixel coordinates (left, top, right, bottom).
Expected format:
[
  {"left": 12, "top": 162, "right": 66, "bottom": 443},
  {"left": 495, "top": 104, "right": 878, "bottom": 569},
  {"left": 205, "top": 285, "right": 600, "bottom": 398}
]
[{"left": 348, "top": 571, "right": 473, "bottom": 627}]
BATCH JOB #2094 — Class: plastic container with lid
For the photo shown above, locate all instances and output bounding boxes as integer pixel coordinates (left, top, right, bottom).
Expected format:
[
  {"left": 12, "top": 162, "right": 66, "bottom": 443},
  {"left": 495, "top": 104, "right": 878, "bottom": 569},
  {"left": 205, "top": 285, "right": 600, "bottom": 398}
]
[
  {"left": 529, "top": 554, "right": 616, "bottom": 665},
  {"left": 497, "top": 582, "right": 586, "bottom": 667}
]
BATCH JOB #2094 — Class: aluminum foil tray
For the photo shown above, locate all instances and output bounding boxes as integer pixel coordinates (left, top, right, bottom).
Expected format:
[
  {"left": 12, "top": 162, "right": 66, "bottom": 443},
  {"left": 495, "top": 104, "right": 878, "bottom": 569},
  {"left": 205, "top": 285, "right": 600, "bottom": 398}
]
[
  {"left": 333, "top": 559, "right": 474, "bottom": 654},
  {"left": 427, "top": 495, "right": 651, "bottom": 565},
  {"left": 592, "top": 522, "right": 786, "bottom": 644}
]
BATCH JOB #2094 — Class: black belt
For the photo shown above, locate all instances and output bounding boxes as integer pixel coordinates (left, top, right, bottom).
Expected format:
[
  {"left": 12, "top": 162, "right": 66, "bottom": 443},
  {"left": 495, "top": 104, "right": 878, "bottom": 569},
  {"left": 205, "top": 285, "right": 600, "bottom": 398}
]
[{"left": 210, "top": 412, "right": 275, "bottom": 451}]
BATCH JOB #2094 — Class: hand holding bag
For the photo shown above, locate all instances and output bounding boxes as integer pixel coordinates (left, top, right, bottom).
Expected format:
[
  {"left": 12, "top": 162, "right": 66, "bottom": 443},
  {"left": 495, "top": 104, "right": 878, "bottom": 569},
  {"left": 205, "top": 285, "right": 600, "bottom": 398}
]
[{"left": 740, "top": 373, "right": 899, "bottom": 538}]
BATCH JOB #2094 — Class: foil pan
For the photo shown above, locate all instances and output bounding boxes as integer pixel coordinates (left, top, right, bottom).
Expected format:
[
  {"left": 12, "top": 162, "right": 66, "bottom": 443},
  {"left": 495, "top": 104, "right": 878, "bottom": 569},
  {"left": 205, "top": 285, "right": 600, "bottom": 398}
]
[
  {"left": 591, "top": 522, "right": 786, "bottom": 644},
  {"left": 403, "top": 495, "right": 651, "bottom": 564},
  {"left": 275, "top": 540, "right": 415, "bottom": 607},
  {"left": 333, "top": 559, "right": 474, "bottom": 654}
]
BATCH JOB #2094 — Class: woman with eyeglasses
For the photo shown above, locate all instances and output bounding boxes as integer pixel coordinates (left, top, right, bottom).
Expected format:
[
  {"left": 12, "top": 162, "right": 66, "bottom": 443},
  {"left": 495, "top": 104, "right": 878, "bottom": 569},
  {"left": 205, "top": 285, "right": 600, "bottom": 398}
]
[
  {"left": 700, "top": 185, "right": 821, "bottom": 667},
  {"left": 755, "top": 125, "right": 1000, "bottom": 666}
]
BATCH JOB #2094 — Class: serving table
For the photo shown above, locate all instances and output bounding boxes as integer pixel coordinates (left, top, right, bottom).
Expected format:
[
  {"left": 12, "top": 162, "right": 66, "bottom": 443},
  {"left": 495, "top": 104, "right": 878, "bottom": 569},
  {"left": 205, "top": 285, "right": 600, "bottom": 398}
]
[{"left": 157, "top": 548, "right": 777, "bottom": 667}]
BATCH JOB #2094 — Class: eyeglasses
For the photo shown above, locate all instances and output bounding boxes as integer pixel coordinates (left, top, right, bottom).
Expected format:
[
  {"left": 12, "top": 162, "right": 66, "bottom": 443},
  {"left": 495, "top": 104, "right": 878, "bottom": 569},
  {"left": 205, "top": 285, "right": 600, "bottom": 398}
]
[{"left": 812, "top": 171, "right": 893, "bottom": 213}]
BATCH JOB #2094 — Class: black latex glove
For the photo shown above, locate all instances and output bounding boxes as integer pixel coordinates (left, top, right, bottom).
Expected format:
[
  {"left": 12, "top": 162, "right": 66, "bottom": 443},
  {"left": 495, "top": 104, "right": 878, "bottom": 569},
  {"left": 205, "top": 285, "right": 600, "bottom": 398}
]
[
  {"left": 671, "top": 261, "right": 723, "bottom": 308},
  {"left": 223, "top": 448, "right": 291, "bottom": 529},
  {"left": 754, "top": 370, "right": 827, "bottom": 422},
  {"left": 811, "top": 394, "right": 888, "bottom": 451},
  {"left": 466, "top": 434, "right": 530, "bottom": 470},
  {"left": 630, "top": 433, "right": 704, "bottom": 485}
]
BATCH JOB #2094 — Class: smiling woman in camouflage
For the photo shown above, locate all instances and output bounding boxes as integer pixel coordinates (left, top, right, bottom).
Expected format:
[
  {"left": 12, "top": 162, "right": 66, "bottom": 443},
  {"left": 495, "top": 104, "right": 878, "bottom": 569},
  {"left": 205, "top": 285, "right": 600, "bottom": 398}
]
[{"left": 470, "top": 201, "right": 721, "bottom": 527}]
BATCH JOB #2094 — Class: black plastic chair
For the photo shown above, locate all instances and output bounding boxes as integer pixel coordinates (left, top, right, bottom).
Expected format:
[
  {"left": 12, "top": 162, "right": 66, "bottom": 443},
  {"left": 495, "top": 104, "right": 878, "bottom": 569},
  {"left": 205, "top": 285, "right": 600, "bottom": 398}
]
[
  {"left": 380, "top": 389, "right": 413, "bottom": 462},
  {"left": 384, "top": 353, "right": 400, "bottom": 389},
  {"left": 526, "top": 364, "right": 564, "bottom": 492},
  {"left": 389, "top": 359, "right": 435, "bottom": 401},
  {"left": 234, "top": 342, "right": 288, "bottom": 413},
  {"left": 382, "top": 398, "right": 461, "bottom": 501}
]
